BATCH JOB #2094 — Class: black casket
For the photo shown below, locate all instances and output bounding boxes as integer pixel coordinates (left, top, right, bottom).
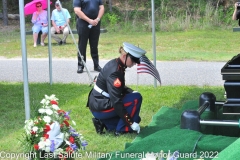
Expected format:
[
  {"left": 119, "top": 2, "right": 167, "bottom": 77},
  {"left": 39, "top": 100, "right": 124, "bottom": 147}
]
[{"left": 221, "top": 54, "right": 240, "bottom": 114}]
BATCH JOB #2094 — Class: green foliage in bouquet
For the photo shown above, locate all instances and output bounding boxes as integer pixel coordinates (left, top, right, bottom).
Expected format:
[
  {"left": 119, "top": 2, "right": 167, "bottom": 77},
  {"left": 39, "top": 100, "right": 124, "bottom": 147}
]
[{"left": 21, "top": 95, "right": 87, "bottom": 160}]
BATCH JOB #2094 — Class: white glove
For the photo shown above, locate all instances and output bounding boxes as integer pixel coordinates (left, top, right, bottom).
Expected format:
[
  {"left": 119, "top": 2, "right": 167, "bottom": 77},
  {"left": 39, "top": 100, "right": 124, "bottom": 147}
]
[
  {"left": 130, "top": 122, "right": 140, "bottom": 133},
  {"left": 132, "top": 91, "right": 138, "bottom": 93}
]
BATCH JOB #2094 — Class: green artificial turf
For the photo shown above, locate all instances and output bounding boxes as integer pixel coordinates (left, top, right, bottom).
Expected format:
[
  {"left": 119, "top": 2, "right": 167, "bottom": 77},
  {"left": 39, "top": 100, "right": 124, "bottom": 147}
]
[
  {"left": 213, "top": 138, "right": 240, "bottom": 160},
  {"left": 98, "top": 100, "right": 239, "bottom": 160}
]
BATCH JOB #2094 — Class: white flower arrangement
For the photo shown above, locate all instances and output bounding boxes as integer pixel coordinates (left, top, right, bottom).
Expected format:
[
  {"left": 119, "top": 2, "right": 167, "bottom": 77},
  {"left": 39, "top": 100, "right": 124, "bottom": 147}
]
[{"left": 22, "top": 94, "right": 87, "bottom": 160}]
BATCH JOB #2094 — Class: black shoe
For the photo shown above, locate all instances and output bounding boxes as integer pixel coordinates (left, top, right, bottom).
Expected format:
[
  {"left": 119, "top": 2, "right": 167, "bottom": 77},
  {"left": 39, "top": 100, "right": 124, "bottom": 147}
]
[
  {"left": 77, "top": 66, "right": 83, "bottom": 73},
  {"left": 94, "top": 66, "right": 102, "bottom": 72},
  {"left": 58, "top": 41, "right": 62, "bottom": 45},
  {"left": 92, "top": 118, "right": 106, "bottom": 134}
]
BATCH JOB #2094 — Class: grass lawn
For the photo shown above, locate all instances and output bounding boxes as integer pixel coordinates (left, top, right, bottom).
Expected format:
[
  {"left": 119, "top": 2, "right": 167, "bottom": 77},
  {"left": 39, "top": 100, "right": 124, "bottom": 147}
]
[
  {"left": 0, "top": 83, "right": 226, "bottom": 160},
  {"left": 0, "top": 28, "right": 239, "bottom": 61}
]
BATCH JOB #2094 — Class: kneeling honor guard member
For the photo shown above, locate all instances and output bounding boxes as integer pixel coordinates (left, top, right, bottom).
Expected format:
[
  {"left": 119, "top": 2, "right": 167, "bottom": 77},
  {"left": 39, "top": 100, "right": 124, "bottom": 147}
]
[{"left": 87, "top": 42, "right": 161, "bottom": 136}]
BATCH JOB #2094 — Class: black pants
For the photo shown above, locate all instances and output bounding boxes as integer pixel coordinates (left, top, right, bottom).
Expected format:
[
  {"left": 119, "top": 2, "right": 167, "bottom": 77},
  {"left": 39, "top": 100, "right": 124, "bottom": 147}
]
[{"left": 76, "top": 18, "right": 101, "bottom": 69}]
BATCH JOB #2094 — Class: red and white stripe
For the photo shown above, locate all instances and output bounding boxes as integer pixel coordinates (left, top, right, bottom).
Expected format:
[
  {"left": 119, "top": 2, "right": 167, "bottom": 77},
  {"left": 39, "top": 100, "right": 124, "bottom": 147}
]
[{"left": 137, "top": 55, "right": 161, "bottom": 85}]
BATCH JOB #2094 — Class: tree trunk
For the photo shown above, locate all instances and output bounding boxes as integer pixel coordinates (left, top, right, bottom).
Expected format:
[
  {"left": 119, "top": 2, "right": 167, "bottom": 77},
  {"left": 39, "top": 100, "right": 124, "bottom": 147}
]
[{"left": 2, "top": 0, "right": 8, "bottom": 25}]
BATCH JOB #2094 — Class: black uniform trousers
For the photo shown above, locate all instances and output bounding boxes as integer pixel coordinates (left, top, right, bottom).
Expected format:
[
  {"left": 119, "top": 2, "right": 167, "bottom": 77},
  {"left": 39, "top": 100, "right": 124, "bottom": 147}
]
[{"left": 76, "top": 18, "right": 101, "bottom": 69}]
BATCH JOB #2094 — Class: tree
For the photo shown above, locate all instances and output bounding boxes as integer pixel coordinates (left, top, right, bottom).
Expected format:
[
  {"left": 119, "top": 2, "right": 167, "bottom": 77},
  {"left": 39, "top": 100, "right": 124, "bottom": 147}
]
[{"left": 2, "top": 0, "right": 8, "bottom": 25}]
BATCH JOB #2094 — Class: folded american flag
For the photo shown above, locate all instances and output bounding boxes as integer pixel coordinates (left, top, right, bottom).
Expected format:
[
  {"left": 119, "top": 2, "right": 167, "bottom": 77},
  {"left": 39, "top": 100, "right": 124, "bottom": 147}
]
[{"left": 137, "top": 55, "right": 161, "bottom": 85}]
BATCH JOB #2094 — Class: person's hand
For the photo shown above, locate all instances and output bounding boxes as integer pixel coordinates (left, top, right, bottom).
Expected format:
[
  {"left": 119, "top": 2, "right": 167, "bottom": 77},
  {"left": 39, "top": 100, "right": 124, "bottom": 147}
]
[
  {"left": 131, "top": 122, "right": 140, "bottom": 133},
  {"left": 55, "top": 27, "right": 61, "bottom": 33},
  {"left": 59, "top": 26, "right": 64, "bottom": 31},
  {"left": 94, "top": 18, "right": 100, "bottom": 25},
  {"left": 89, "top": 19, "right": 99, "bottom": 26},
  {"left": 34, "top": 12, "right": 39, "bottom": 21},
  {"left": 42, "top": 23, "right": 47, "bottom": 27}
]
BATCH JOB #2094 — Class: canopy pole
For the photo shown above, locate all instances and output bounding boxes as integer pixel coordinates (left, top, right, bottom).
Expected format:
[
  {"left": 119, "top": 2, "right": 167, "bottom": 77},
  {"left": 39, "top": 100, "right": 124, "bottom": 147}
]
[
  {"left": 151, "top": 0, "right": 157, "bottom": 87},
  {"left": 47, "top": 0, "right": 52, "bottom": 85},
  {"left": 19, "top": 0, "right": 30, "bottom": 120}
]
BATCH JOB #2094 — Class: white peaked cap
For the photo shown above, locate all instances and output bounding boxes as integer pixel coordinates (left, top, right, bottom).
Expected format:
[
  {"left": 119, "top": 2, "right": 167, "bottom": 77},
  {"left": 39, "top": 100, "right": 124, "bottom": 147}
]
[{"left": 123, "top": 42, "right": 146, "bottom": 58}]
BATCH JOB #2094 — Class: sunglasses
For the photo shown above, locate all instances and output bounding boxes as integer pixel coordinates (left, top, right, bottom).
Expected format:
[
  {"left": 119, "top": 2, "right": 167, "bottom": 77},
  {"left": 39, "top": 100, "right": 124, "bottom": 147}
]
[{"left": 36, "top": 5, "right": 42, "bottom": 8}]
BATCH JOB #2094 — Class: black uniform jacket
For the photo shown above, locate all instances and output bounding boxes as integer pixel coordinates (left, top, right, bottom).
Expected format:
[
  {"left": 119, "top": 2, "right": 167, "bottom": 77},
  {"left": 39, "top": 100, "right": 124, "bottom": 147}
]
[{"left": 87, "top": 58, "right": 134, "bottom": 126}]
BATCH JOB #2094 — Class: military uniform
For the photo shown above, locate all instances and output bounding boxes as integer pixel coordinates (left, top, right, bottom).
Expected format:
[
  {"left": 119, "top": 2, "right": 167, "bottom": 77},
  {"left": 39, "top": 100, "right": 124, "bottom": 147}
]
[
  {"left": 87, "top": 57, "right": 142, "bottom": 132},
  {"left": 86, "top": 42, "right": 158, "bottom": 134}
]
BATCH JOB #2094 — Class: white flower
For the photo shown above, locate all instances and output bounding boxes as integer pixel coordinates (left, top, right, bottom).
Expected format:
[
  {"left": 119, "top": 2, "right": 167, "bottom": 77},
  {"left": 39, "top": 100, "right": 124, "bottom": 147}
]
[
  {"left": 45, "top": 108, "right": 53, "bottom": 115},
  {"left": 65, "top": 140, "right": 70, "bottom": 145},
  {"left": 24, "top": 119, "right": 34, "bottom": 134},
  {"left": 38, "top": 108, "right": 45, "bottom": 114},
  {"left": 45, "top": 139, "right": 51, "bottom": 146},
  {"left": 45, "top": 146, "right": 50, "bottom": 152},
  {"left": 43, "top": 116, "right": 51, "bottom": 123},
  {"left": 49, "top": 94, "right": 58, "bottom": 101},
  {"left": 40, "top": 98, "right": 46, "bottom": 104},
  {"left": 38, "top": 138, "right": 51, "bottom": 152},
  {"left": 38, "top": 139, "right": 46, "bottom": 149},
  {"left": 52, "top": 104, "right": 59, "bottom": 110},
  {"left": 45, "top": 106, "right": 50, "bottom": 109},
  {"left": 23, "top": 94, "right": 87, "bottom": 159},
  {"left": 44, "top": 94, "right": 58, "bottom": 102},
  {"left": 32, "top": 126, "right": 38, "bottom": 132},
  {"left": 72, "top": 120, "right": 76, "bottom": 126},
  {"left": 45, "top": 94, "right": 51, "bottom": 100},
  {"left": 40, "top": 98, "right": 49, "bottom": 106}
]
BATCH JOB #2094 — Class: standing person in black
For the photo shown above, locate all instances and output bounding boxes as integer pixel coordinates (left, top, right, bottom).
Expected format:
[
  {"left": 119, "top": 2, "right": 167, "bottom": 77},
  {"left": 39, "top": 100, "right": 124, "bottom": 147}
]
[
  {"left": 86, "top": 42, "right": 147, "bottom": 136},
  {"left": 73, "top": 0, "right": 104, "bottom": 73}
]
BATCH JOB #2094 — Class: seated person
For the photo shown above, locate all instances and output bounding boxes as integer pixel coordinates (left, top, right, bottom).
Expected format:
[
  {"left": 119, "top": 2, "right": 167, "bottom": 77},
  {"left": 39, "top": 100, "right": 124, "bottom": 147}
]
[
  {"left": 51, "top": 1, "right": 71, "bottom": 45},
  {"left": 31, "top": 2, "right": 48, "bottom": 47}
]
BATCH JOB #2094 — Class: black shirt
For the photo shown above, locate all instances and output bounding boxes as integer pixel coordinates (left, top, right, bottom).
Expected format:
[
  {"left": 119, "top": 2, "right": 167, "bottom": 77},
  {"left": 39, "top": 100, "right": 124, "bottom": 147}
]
[{"left": 73, "top": 0, "right": 103, "bottom": 19}]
